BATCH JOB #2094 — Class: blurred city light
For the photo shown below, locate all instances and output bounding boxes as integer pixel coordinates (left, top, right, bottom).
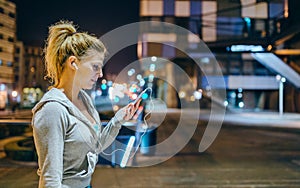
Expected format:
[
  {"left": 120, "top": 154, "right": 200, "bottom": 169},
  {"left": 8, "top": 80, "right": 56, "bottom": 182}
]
[
  {"left": 141, "top": 92, "right": 149, "bottom": 100},
  {"left": 229, "top": 45, "right": 264, "bottom": 52},
  {"left": 179, "top": 91, "right": 186, "bottom": 98},
  {"left": 193, "top": 90, "right": 202, "bottom": 100},
  {"left": 0, "top": 84, "right": 5, "bottom": 91},
  {"left": 238, "top": 101, "right": 245, "bottom": 108},
  {"left": 148, "top": 74, "right": 154, "bottom": 82},
  {"left": 127, "top": 68, "right": 136, "bottom": 76},
  {"left": 120, "top": 136, "right": 136, "bottom": 168},
  {"left": 12, "top": 91, "right": 18, "bottom": 98},
  {"left": 149, "top": 64, "right": 156, "bottom": 72},
  {"left": 224, "top": 101, "right": 229, "bottom": 106},
  {"left": 131, "top": 93, "right": 138, "bottom": 100},
  {"left": 101, "top": 84, "right": 107, "bottom": 90},
  {"left": 151, "top": 56, "right": 157, "bottom": 62}
]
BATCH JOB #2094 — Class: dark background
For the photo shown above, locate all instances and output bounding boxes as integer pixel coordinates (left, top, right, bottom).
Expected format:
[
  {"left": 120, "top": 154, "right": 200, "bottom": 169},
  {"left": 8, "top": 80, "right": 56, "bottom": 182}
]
[{"left": 10, "top": 0, "right": 140, "bottom": 75}]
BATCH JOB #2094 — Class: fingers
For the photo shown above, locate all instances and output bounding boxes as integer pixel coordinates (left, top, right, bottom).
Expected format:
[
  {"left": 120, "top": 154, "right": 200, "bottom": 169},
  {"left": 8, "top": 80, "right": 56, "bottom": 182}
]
[
  {"left": 124, "top": 101, "right": 141, "bottom": 121},
  {"left": 134, "top": 98, "right": 142, "bottom": 109},
  {"left": 128, "top": 103, "right": 135, "bottom": 117},
  {"left": 123, "top": 103, "right": 133, "bottom": 120}
]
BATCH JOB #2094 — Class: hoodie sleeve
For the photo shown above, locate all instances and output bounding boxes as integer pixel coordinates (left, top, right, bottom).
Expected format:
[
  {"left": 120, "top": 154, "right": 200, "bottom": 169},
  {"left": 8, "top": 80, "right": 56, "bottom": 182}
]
[
  {"left": 32, "top": 102, "right": 67, "bottom": 188},
  {"left": 78, "top": 89, "right": 125, "bottom": 153},
  {"left": 97, "top": 107, "right": 127, "bottom": 152}
]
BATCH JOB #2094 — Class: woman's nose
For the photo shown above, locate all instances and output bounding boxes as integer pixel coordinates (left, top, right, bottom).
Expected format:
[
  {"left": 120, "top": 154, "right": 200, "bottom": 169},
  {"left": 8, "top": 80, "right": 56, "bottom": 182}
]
[
  {"left": 96, "top": 69, "right": 103, "bottom": 78},
  {"left": 99, "top": 72, "right": 103, "bottom": 78}
]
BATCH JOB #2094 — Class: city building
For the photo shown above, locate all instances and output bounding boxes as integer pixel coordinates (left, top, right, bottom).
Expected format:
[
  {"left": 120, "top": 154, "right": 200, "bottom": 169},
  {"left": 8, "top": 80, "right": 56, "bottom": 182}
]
[
  {"left": 0, "top": 0, "right": 16, "bottom": 109},
  {"left": 13, "top": 41, "right": 25, "bottom": 93},
  {"left": 138, "top": 0, "right": 300, "bottom": 112},
  {"left": 14, "top": 42, "right": 46, "bottom": 108}
]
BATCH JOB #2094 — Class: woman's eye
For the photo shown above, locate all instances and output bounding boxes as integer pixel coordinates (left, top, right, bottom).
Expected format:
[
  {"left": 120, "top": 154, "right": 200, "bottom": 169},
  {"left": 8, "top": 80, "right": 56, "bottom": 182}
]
[{"left": 92, "top": 65, "right": 101, "bottom": 71}]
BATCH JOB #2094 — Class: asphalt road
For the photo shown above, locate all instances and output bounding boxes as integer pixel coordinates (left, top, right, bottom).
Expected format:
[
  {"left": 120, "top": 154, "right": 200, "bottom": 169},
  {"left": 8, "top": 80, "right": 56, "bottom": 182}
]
[{"left": 0, "top": 110, "right": 300, "bottom": 187}]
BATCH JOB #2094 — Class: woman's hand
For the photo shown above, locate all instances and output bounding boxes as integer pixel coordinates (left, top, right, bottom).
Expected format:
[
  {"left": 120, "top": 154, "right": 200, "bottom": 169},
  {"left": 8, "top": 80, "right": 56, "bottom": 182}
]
[
  {"left": 114, "top": 98, "right": 142, "bottom": 124},
  {"left": 123, "top": 98, "right": 142, "bottom": 121}
]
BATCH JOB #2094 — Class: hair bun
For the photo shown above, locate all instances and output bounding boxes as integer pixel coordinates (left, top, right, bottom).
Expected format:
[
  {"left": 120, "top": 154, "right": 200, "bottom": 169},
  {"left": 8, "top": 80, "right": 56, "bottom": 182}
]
[{"left": 49, "top": 20, "right": 77, "bottom": 37}]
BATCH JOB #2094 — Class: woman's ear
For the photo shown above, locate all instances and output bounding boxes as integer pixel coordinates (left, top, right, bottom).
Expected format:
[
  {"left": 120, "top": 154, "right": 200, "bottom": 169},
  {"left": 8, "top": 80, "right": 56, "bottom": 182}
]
[{"left": 67, "top": 56, "right": 78, "bottom": 71}]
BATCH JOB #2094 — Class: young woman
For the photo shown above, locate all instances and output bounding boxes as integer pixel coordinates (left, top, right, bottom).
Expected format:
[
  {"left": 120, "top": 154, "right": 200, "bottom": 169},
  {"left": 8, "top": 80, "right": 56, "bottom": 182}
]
[{"left": 31, "top": 20, "right": 140, "bottom": 188}]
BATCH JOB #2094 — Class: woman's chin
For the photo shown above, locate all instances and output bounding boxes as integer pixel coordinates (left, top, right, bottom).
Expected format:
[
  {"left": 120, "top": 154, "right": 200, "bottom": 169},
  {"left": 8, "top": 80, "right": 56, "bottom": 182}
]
[{"left": 84, "top": 83, "right": 96, "bottom": 90}]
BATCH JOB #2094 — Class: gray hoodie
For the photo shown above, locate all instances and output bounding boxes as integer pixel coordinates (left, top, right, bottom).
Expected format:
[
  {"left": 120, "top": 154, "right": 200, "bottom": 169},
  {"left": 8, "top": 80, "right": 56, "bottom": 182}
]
[{"left": 32, "top": 88, "right": 124, "bottom": 188}]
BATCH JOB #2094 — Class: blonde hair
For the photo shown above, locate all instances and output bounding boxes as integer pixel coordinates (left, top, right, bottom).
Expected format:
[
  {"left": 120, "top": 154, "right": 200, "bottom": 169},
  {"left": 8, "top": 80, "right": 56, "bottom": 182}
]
[{"left": 44, "top": 20, "right": 106, "bottom": 88}]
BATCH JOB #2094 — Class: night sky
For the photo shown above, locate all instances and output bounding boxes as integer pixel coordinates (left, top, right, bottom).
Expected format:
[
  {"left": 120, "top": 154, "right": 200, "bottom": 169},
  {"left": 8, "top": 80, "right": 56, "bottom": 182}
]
[{"left": 10, "top": 0, "right": 140, "bottom": 75}]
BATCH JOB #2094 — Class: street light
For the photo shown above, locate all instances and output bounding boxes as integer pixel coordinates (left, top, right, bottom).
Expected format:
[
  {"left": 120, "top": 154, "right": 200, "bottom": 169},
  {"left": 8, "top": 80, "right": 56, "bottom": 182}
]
[{"left": 276, "top": 75, "right": 286, "bottom": 116}]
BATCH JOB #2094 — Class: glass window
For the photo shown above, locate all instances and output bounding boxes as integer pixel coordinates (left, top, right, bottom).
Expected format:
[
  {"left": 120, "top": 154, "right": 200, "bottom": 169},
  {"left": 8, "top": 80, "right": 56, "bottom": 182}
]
[
  {"left": 7, "top": 62, "right": 12, "bottom": 67},
  {"left": 8, "top": 37, "right": 14, "bottom": 42},
  {"left": 8, "top": 12, "right": 15, "bottom": 18},
  {"left": 140, "top": 0, "right": 163, "bottom": 16},
  {"left": 15, "top": 47, "right": 20, "bottom": 54},
  {"left": 164, "top": 0, "right": 174, "bottom": 15},
  {"left": 14, "top": 57, "right": 19, "bottom": 62},
  {"left": 175, "top": 1, "right": 190, "bottom": 17},
  {"left": 190, "top": 1, "right": 201, "bottom": 16}
]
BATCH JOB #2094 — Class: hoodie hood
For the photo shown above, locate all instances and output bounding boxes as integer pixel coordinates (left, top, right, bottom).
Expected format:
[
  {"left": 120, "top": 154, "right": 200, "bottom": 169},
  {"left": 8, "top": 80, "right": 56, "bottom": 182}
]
[
  {"left": 32, "top": 88, "right": 74, "bottom": 115},
  {"left": 32, "top": 88, "right": 101, "bottom": 129}
]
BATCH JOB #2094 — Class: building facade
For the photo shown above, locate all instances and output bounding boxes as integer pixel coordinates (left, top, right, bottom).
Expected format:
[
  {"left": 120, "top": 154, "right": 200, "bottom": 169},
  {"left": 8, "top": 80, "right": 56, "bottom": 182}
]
[
  {"left": 138, "top": 0, "right": 300, "bottom": 112},
  {"left": 14, "top": 43, "right": 46, "bottom": 108},
  {"left": 0, "top": 0, "right": 16, "bottom": 109}
]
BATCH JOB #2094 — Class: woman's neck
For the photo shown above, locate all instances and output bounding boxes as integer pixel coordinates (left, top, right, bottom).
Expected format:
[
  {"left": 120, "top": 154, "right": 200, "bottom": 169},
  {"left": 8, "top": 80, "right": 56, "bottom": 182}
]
[{"left": 57, "top": 82, "right": 80, "bottom": 102}]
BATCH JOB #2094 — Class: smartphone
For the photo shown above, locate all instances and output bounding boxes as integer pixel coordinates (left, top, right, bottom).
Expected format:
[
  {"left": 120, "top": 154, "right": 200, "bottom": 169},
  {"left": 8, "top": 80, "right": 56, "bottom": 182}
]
[{"left": 133, "top": 87, "right": 151, "bottom": 104}]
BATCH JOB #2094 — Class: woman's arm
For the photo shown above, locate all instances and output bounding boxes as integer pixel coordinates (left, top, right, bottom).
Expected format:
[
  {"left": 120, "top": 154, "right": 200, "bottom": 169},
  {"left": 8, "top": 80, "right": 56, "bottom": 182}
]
[
  {"left": 32, "top": 102, "right": 66, "bottom": 188},
  {"left": 97, "top": 100, "right": 141, "bottom": 152}
]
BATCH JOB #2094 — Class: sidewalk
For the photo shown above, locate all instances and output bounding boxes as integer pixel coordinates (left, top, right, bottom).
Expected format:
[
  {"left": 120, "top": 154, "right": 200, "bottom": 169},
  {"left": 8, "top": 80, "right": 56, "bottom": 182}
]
[
  {"left": 165, "top": 108, "right": 300, "bottom": 130},
  {"left": 1, "top": 108, "right": 300, "bottom": 129},
  {"left": 1, "top": 108, "right": 300, "bottom": 187},
  {"left": 223, "top": 111, "right": 300, "bottom": 129}
]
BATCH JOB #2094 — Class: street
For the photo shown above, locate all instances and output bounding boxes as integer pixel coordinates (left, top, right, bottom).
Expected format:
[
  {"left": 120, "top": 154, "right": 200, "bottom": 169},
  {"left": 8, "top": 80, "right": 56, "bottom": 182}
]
[{"left": 0, "top": 110, "right": 300, "bottom": 187}]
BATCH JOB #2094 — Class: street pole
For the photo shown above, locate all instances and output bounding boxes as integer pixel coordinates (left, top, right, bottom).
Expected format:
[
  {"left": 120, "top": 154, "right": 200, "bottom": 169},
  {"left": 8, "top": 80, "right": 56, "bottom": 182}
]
[
  {"left": 279, "top": 77, "right": 286, "bottom": 116},
  {"left": 279, "top": 80, "right": 283, "bottom": 116},
  {"left": 276, "top": 75, "right": 285, "bottom": 116}
]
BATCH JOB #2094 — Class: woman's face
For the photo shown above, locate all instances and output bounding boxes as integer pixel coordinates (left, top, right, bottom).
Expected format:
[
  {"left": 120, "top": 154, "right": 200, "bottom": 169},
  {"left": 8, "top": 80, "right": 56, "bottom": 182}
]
[{"left": 74, "top": 51, "right": 104, "bottom": 90}]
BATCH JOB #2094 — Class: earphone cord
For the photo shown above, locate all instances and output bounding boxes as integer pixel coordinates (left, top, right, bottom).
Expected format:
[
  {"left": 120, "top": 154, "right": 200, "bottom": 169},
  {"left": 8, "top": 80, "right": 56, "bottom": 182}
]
[{"left": 99, "top": 87, "right": 154, "bottom": 159}]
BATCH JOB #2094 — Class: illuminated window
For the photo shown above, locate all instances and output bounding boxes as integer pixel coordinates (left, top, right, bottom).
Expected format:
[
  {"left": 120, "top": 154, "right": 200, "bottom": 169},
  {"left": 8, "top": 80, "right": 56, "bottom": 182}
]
[
  {"left": 175, "top": 1, "right": 190, "bottom": 17},
  {"left": 241, "top": 0, "right": 268, "bottom": 18},
  {"left": 140, "top": 0, "right": 163, "bottom": 16},
  {"left": 30, "top": 66, "right": 36, "bottom": 73},
  {"left": 201, "top": 1, "right": 217, "bottom": 41}
]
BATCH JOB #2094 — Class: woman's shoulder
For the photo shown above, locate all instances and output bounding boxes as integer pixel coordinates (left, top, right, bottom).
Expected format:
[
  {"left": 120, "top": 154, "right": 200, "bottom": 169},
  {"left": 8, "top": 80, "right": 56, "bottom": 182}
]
[
  {"left": 41, "top": 101, "right": 69, "bottom": 113},
  {"left": 32, "top": 101, "right": 71, "bottom": 131},
  {"left": 33, "top": 101, "right": 70, "bottom": 122}
]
